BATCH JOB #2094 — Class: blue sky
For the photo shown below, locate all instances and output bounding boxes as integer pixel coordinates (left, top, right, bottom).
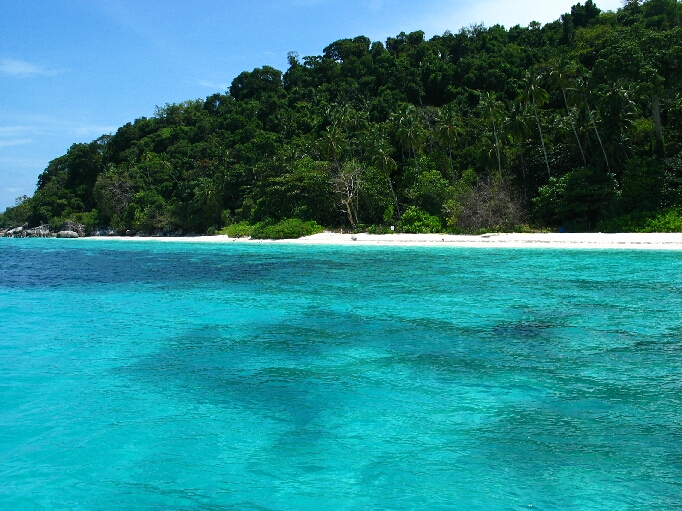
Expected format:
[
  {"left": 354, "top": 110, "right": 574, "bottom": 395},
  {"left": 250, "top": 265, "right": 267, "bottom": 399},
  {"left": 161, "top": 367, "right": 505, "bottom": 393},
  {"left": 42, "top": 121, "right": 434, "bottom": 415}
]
[{"left": 0, "top": 0, "right": 622, "bottom": 210}]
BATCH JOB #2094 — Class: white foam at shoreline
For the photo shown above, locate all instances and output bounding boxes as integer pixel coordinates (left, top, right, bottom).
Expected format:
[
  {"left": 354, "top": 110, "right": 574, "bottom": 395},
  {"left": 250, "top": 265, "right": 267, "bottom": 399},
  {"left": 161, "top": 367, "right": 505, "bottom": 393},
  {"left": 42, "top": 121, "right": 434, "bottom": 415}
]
[{"left": 67, "top": 232, "right": 682, "bottom": 249}]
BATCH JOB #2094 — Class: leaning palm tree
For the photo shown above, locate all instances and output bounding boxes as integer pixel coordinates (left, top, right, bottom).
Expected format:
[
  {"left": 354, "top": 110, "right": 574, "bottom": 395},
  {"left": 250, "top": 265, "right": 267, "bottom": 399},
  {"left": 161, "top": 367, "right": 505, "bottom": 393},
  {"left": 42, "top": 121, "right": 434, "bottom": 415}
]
[
  {"left": 362, "top": 126, "right": 401, "bottom": 218},
  {"left": 478, "top": 92, "right": 505, "bottom": 177},
  {"left": 520, "top": 71, "right": 551, "bottom": 178},
  {"left": 435, "top": 103, "right": 462, "bottom": 179},
  {"left": 505, "top": 101, "right": 533, "bottom": 199},
  {"left": 548, "top": 59, "right": 587, "bottom": 167},
  {"left": 390, "top": 103, "right": 427, "bottom": 162},
  {"left": 574, "top": 74, "right": 610, "bottom": 173}
]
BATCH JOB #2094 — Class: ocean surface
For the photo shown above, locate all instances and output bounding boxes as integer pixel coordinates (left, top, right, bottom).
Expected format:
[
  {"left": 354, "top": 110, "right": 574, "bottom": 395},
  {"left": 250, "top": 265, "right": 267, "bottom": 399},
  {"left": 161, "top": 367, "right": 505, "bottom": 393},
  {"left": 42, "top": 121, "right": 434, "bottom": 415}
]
[{"left": 1, "top": 238, "right": 681, "bottom": 510}]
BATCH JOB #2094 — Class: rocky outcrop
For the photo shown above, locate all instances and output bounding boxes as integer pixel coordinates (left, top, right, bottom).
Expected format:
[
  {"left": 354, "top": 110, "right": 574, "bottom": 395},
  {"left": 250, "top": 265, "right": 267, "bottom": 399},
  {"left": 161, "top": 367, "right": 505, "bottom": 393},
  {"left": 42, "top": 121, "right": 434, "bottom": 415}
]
[
  {"left": 91, "top": 226, "right": 117, "bottom": 236},
  {"left": 56, "top": 230, "right": 79, "bottom": 238},
  {"left": 3, "top": 224, "right": 27, "bottom": 237},
  {"left": 2, "top": 223, "right": 52, "bottom": 237},
  {"left": 25, "top": 225, "right": 52, "bottom": 237},
  {"left": 60, "top": 221, "right": 85, "bottom": 237}
]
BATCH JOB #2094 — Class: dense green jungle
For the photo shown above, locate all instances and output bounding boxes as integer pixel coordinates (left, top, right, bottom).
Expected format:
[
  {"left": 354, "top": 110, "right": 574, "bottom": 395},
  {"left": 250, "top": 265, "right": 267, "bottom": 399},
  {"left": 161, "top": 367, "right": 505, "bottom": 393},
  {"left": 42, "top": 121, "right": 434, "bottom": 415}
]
[{"left": 3, "top": 0, "right": 682, "bottom": 236}]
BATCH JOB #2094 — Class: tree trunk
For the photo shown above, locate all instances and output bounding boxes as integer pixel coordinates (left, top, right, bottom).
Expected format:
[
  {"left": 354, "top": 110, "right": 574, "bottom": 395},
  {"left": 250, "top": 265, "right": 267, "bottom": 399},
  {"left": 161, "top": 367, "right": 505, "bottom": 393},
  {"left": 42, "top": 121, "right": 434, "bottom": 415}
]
[
  {"left": 587, "top": 103, "right": 610, "bottom": 174},
  {"left": 519, "top": 143, "right": 527, "bottom": 201},
  {"left": 562, "top": 86, "right": 587, "bottom": 167},
  {"left": 493, "top": 121, "right": 502, "bottom": 176},
  {"left": 652, "top": 93, "right": 665, "bottom": 158},
  {"left": 533, "top": 97, "right": 551, "bottom": 179},
  {"left": 387, "top": 175, "right": 401, "bottom": 219}
]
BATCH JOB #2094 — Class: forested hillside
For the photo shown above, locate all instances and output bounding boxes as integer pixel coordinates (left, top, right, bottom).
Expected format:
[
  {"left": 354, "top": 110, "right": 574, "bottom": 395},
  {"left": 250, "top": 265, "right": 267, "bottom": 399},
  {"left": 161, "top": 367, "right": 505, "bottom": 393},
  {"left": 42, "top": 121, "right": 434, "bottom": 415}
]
[{"left": 3, "top": 0, "right": 682, "bottom": 235}]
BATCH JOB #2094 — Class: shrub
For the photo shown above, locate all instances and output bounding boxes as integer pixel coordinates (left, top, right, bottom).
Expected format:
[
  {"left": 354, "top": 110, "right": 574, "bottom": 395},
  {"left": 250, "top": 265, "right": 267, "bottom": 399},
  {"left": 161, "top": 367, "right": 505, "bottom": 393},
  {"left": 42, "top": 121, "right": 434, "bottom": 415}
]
[
  {"left": 219, "top": 221, "right": 253, "bottom": 238},
  {"left": 597, "top": 208, "right": 682, "bottom": 232},
  {"left": 400, "top": 206, "right": 442, "bottom": 233},
  {"left": 451, "top": 174, "right": 525, "bottom": 233},
  {"left": 249, "top": 219, "right": 324, "bottom": 239},
  {"left": 533, "top": 167, "right": 617, "bottom": 230}
]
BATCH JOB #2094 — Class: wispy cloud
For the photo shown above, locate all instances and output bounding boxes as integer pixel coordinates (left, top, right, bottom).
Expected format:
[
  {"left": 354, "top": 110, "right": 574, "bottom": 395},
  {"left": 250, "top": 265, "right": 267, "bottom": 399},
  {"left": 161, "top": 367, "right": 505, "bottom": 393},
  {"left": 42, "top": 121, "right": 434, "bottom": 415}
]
[
  {"left": 0, "top": 120, "right": 115, "bottom": 139},
  {"left": 197, "top": 79, "right": 230, "bottom": 91},
  {"left": 0, "top": 156, "right": 46, "bottom": 168},
  {"left": 0, "top": 139, "right": 32, "bottom": 148},
  {"left": 0, "top": 58, "right": 53, "bottom": 78},
  {"left": 70, "top": 125, "right": 118, "bottom": 137}
]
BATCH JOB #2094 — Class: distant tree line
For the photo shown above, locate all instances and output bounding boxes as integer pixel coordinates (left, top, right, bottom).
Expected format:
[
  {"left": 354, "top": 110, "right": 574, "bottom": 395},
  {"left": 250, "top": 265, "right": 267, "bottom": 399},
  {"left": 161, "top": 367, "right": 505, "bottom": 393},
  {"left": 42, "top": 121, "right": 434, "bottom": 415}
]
[{"left": 3, "top": 0, "right": 682, "bottom": 234}]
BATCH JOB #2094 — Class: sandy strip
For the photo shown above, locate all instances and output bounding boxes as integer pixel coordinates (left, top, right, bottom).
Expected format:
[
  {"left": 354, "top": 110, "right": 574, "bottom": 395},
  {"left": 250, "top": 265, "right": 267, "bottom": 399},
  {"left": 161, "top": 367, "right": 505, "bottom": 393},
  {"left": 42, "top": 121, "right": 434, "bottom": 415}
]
[{"left": 77, "top": 232, "right": 682, "bottom": 249}]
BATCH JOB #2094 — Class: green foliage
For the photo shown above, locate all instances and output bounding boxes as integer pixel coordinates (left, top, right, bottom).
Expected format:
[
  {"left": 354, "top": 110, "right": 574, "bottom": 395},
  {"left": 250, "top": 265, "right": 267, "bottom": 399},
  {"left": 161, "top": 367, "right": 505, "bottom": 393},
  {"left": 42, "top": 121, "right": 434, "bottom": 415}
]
[
  {"left": 533, "top": 167, "right": 618, "bottom": 230},
  {"left": 8, "top": 0, "right": 682, "bottom": 234},
  {"left": 618, "top": 157, "right": 666, "bottom": 213},
  {"left": 597, "top": 208, "right": 682, "bottom": 232},
  {"left": 250, "top": 219, "right": 324, "bottom": 239},
  {"left": 219, "top": 221, "right": 253, "bottom": 238},
  {"left": 400, "top": 206, "right": 442, "bottom": 233},
  {"left": 0, "top": 196, "right": 32, "bottom": 227}
]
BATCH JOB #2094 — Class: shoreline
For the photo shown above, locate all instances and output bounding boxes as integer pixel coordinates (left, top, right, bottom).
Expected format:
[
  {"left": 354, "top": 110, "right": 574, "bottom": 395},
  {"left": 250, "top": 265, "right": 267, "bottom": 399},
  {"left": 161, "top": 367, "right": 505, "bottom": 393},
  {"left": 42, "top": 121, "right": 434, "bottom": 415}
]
[{"left": 33, "top": 231, "right": 682, "bottom": 249}]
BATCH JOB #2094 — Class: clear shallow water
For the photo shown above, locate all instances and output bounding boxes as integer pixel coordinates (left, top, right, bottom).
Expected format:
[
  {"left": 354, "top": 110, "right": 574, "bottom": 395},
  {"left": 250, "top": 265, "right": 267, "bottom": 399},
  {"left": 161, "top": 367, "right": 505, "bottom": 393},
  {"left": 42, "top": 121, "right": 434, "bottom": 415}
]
[{"left": 1, "top": 239, "right": 681, "bottom": 510}]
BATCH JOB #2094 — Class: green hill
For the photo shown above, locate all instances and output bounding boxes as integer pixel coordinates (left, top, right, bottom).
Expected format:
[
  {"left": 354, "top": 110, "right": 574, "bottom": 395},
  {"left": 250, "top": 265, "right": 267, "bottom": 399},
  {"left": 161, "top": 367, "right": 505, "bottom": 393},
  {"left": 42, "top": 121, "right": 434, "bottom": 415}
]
[{"left": 3, "top": 0, "right": 682, "bottom": 235}]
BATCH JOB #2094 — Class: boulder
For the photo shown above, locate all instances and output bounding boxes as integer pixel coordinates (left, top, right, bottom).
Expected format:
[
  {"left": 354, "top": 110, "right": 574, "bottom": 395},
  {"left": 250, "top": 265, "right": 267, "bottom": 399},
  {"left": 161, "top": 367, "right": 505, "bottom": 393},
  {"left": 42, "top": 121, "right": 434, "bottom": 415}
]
[
  {"left": 91, "top": 226, "right": 117, "bottom": 236},
  {"left": 8, "top": 226, "right": 25, "bottom": 238},
  {"left": 25, "top": 225, "right": 51, "bottom": 238},
  {"left": 56, "top": 231, "right": 79, "bottom": 238},
  {"left": 125, "top": 229, "right": 137, "bottom": 236},
  {"left": 60, "top": 221, "right": 85, "bottom": 237}
]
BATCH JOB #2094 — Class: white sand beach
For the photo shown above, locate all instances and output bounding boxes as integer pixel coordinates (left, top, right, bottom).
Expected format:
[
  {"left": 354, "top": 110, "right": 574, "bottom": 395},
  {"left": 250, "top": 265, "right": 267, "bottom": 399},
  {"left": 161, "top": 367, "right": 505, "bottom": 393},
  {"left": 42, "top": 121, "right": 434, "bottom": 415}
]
[{"left": 87, "top": 231, "right": 682, "bottom": 249}]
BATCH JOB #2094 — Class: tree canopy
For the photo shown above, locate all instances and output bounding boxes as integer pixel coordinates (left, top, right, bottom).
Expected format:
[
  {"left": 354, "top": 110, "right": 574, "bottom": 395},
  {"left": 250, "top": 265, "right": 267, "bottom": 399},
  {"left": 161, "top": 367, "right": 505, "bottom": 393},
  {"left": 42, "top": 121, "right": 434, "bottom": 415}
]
[{"left": 3, "top": 0, "right": 682, "bottom": 234}]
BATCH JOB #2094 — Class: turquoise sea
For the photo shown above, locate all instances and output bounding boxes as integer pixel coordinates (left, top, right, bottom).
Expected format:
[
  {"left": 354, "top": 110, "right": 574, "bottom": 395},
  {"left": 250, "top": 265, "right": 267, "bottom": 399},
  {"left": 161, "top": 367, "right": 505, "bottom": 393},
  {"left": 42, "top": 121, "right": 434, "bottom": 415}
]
[{"left": 1, "top": 238, "right": 681, "bottom": 510}]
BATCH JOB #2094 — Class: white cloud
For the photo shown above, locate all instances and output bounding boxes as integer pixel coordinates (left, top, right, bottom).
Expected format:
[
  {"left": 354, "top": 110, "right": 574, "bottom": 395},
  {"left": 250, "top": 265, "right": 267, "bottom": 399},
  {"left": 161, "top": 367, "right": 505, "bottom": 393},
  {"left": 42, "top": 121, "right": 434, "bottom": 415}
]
[
  {"left": 70, "top": 125, "right": 118, "bottom": 137},
  {"left": 0, "top": 58, "right": 51, "bottom": 77},
  {"left": 197, "top": 79, "right": 230, "bottom": 90},
  {"left": 0, "top": 139, "right": 32, "bottom": 148}
]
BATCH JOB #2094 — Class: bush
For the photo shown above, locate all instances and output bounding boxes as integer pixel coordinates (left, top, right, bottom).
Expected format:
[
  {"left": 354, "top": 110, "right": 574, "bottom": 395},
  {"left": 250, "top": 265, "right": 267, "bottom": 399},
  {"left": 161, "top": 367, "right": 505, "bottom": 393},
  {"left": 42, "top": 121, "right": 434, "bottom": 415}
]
[
  {"left": 400, "top": 206, "right": 442, "bottom": 233},
  {"left": 597, "top": 208, "right": 682, "bottom": 232},
  {"left": 250, "top": 218, "right": 324, "bottom": 239},
  {"left": 219, "top": 221, "right": 253, "bottom": 238},
  {"left": 533, "top": 167, "right": 617, "bottom": 230},
  {"left": 451, "top": 174, "right": 525, "bottom": 233}
]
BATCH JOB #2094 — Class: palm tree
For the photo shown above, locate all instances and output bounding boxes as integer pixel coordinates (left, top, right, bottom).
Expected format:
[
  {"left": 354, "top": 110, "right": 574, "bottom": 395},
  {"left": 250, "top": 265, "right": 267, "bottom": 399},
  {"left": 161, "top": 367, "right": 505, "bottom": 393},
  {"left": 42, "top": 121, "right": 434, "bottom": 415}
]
[
  {"left": 320, "top": 124, "right": 347, "bottom": 168},
  {"left": 574, "top": 74, "right": 610, "bottom": 173},
  {"left": 548, "top": 60, "right": 587, "bottom": 167},
  {"left": 599, "top": 83, "right": 637, "bottom": 172},
  {"left": 435, "top": 102, "right": 462, "bottom": 179},
  {"left": 362, "top": 126, "right": 401, "bottom": 218},
  {"left": 479, "top": 92, "right": 505, "bottom": 176},
  {"left": 390, "top": 103, "right": 426, "bottom": 162},
  {"left": 520, "top": 71, "right": 551, "bottom": 178},
  {"left": 505, "top": 101, "right": 532, "bottom": 199}
]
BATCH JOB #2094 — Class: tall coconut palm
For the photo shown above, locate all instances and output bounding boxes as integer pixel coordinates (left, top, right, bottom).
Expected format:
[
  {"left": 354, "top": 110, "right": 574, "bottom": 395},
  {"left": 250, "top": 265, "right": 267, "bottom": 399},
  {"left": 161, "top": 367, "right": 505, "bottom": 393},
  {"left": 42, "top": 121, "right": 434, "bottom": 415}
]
[
  {"left": 362, "top": 126, "right": 401, "bottom": 218},
  {"left": 599, "top": 83, "right": 637, "bottom": 172},
  {"left": 574, "top": 74, "right": 610, "bottom": 173},
  {"left": 435, "top": 102, "right": 462, "bottom": 180},
  {"left": 505, "top": 101, "right": 533, "bottom": 199},
  {"left": 320, "top": 124, "right": 348, "bottom": 168},
  {"left": 520, "top": 71, "right": 551, "bottom": 178},
  {"left": 548, "top": 60, "right": 587, "bottom": 167},
  {"left": 390, "top": 103, "right": 427, "bottom": 162},
  {"left": 478, "top": 92, "right": 505, "bottom": 177}
]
